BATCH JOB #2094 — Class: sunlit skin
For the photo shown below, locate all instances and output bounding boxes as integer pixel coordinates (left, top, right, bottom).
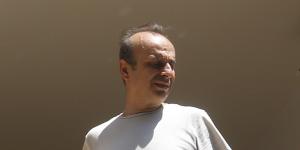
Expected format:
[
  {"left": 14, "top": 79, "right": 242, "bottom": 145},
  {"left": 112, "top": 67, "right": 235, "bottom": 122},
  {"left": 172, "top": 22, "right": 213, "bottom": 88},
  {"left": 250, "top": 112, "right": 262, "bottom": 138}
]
[{"left": 119, "top": 32, "right": 176, "bottom": 116}]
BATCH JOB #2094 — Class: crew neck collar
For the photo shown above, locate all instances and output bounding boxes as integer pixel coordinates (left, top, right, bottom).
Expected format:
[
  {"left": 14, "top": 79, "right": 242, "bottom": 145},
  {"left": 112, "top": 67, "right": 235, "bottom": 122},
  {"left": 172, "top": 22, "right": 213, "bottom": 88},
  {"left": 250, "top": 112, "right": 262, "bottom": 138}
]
[{"left": 120, "top": 103, "right": 165, "bottom": 119}]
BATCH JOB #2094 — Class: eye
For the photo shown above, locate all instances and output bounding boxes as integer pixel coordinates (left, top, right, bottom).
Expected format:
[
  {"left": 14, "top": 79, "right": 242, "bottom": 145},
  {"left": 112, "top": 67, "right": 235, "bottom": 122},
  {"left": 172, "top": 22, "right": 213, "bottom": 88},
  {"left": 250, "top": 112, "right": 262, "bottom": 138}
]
[
  {"left": 153, "top": 61, "right": 165, "bottom": 69},
  {"left": 149, "top": 60, "right": 176, "bottom": 70},
  {"left": 169, "top": 60, "right": 176, "bottom": 69}
]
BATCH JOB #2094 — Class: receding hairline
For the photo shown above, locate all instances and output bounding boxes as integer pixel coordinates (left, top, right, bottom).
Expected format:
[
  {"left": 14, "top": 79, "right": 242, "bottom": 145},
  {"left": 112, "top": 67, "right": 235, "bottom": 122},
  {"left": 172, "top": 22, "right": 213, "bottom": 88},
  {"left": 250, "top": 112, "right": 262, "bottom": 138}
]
[
  {"left": 127, "top": 31, "right": 173, "bottom": 50},
  {"left": 119, "top": 23, "right": 171, "bottom": 68}
]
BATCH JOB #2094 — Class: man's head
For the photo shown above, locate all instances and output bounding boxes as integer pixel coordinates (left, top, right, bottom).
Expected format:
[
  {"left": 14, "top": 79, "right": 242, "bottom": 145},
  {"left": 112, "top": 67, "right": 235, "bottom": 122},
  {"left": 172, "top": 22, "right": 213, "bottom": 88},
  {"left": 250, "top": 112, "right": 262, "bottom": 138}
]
[{"left": 119, "top": 23, "right": 176, "bottom": 105}]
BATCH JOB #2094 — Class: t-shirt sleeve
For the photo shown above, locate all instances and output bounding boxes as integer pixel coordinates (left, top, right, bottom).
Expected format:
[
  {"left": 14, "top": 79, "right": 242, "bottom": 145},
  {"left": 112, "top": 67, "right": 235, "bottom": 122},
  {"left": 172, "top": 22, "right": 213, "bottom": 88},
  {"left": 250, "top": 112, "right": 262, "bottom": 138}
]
[
  {"left": 82, "top": 139, "right": 90, "bottom": 150},
  {"left": 201, "top": 110, "right": 232, "bottom": 150},
  {"left": 82, "top": 131, "right": 96, "bottom": 150}
]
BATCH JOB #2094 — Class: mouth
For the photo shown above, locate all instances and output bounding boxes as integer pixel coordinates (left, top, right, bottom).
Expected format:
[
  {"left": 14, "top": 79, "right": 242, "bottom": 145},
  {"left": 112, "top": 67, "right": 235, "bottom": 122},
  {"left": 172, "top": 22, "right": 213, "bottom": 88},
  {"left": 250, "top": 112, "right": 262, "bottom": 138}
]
[{"left": 152, "top": 81, "right": 170, "bottom": 90}]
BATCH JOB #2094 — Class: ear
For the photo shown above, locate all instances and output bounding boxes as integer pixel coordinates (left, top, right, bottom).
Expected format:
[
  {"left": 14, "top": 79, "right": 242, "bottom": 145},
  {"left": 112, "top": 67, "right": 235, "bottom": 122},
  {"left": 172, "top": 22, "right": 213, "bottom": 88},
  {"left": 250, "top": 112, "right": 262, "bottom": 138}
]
[{"left": 119, "top": 59, "right": 130, "bottom": 82}]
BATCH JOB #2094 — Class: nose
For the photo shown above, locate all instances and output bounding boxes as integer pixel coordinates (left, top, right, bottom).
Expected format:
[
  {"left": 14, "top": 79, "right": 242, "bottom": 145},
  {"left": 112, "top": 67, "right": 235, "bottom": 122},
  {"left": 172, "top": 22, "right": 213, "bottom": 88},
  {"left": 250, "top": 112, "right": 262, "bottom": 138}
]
[{"left": 160, "top": 63, "right": 175, "bottom": 79}]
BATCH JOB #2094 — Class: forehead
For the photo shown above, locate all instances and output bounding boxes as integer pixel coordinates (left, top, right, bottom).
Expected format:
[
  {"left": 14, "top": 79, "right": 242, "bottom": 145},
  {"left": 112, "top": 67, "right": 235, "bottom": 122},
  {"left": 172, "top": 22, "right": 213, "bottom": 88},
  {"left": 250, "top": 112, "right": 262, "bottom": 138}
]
[
  {"left": 146, "top": 49, "right": 176, "bottom": 62},
  {"left": 129, "top": 32, "right": 175, "bottom": 59}
]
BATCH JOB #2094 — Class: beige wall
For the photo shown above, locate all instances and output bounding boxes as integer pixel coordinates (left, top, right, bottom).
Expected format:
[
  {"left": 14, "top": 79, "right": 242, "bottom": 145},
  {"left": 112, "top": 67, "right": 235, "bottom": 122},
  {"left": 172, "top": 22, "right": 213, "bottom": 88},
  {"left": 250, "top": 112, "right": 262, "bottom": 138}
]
[{"left": 1, "top": 0, "right": 300, "bottom": 149}]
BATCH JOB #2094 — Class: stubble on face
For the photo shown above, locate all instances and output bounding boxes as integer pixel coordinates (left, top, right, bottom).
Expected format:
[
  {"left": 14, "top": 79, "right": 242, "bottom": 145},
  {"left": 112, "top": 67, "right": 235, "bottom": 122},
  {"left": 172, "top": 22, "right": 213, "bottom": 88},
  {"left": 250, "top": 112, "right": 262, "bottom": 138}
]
[{"left": 128, "top": 32, "right": 176, "bottom": 100}]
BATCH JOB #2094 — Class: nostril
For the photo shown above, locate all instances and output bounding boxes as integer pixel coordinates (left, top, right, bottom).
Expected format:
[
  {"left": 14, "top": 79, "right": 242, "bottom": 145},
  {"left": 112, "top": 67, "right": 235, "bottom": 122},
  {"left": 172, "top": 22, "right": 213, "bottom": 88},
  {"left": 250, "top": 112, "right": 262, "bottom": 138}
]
[{"left": 161, "top": 70, "right": 175, "bottom": 78}]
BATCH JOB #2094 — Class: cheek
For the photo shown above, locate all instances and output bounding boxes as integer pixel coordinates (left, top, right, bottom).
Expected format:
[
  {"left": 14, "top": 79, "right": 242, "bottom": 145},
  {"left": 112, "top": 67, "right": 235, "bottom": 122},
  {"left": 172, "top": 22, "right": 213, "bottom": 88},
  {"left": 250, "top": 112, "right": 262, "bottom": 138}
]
[
  {"left": 134, "top": 71, "right": 153, "bottom": 83},
  {"left": 173, "top": 71, "right": 176, "bottom": 78},
  {"left": 148, "top": 70, "right": 160, "bottom": 78}
]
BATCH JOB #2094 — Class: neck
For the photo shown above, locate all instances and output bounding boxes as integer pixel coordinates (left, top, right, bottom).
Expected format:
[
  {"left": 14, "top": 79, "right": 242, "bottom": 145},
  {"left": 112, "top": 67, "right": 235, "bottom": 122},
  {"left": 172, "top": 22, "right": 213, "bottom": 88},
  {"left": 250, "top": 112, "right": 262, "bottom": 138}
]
[{"left": 122, "top": 94, "right": 165, "bottom": 117}]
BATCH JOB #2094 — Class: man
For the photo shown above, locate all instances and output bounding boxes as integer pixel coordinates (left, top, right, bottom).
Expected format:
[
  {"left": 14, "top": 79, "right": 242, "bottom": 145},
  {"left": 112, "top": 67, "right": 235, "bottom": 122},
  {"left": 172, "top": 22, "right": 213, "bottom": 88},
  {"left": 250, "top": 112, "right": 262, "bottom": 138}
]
[{"left": 82, "top": 23, "right": 231, "bottom": 150}]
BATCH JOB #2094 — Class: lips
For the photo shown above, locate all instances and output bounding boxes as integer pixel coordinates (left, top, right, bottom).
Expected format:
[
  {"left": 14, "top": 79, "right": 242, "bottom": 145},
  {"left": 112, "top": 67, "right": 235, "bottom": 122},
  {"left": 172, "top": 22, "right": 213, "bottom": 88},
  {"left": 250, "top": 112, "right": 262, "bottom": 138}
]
[
  {"left": 153, "top": 80, "right": 170, "bottom": 89},
  {"left": 151, "top": 75, "right": 172, "bottom": 90}
]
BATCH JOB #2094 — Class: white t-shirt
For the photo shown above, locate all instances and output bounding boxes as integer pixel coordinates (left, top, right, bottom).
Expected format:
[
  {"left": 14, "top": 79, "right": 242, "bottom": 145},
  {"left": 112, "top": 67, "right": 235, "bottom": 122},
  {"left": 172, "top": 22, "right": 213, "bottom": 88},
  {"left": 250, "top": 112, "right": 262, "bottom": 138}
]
[{"left": 83, "top": 103, "right": 231, "bottom": 150}]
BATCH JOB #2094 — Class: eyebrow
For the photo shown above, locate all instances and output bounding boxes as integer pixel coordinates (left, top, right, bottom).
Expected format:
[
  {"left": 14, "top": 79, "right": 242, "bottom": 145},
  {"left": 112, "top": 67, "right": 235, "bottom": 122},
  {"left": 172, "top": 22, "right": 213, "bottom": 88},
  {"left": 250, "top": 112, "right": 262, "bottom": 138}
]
[{"left": 151, "top": 53, "right": 175, "bottom": 61}]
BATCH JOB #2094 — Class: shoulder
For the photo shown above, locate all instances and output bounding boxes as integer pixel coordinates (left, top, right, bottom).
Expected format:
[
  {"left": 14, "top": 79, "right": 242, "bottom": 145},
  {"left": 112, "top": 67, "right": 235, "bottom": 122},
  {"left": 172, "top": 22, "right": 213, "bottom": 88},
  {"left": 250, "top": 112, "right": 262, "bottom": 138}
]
[
  {"left": 163, "top": 103, "right": 208, "bottom": 118},
  {"left": 84, "top": 114, "right": 120, "bottom": 141},
  {"left": 163, "top": 103, "right": 213, "bottom": 126},
  {"left": 163, "top": 103, "right": 214, "bottom": 134}
]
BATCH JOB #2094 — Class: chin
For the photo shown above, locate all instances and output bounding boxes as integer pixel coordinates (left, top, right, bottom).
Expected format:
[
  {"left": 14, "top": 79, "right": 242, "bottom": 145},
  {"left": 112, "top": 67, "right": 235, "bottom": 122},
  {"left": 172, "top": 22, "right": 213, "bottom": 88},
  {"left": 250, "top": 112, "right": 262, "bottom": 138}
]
[
  {"left": 150, "top": 84, "right": 172, "bottom": 100},
  {"left": 152, "top": 90, "right": 170, "bottom": 100}
]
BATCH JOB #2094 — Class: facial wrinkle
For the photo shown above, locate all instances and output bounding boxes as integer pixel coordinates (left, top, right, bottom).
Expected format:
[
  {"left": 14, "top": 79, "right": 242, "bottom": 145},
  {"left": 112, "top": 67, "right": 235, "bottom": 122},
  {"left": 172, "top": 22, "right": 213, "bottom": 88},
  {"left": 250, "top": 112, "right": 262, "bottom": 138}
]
[{"left": 157, "top": 51, "right": 175, "bottom": 62}]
